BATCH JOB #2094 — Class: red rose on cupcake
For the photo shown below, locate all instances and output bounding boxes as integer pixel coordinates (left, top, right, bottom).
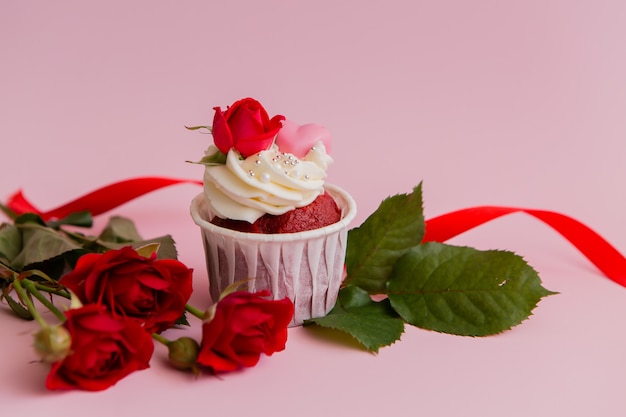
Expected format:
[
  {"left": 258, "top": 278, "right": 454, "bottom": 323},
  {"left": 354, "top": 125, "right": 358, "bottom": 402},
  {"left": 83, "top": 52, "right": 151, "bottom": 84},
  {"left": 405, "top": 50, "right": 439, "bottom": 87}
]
[
  {"left": 212, "top": 98, "right": 285, "bottom": 158},
  {"left": 197, "top": 290, "right": 293, "bottom": 373},
  {"left": 60, "top": 246, "right": 193, "bottom": 334}
]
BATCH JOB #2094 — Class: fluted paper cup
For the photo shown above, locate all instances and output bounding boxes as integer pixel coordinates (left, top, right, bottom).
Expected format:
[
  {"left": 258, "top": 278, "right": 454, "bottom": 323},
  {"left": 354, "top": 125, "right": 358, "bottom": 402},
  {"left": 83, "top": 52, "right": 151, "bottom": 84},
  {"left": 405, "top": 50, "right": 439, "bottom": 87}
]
[{"left": 190, "top": 184, "right": 357, "bottom": 326}]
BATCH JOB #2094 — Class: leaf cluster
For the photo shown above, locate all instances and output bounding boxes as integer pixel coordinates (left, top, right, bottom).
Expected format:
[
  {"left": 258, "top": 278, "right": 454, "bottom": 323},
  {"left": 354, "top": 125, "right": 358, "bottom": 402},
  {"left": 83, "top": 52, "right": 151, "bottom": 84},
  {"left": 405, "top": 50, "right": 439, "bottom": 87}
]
[
  {"left": 305, "top": 184, "right": 555, "bottom": 352},
  {"left": 0, "top": 210, "right": 177, "bottom": 319}
]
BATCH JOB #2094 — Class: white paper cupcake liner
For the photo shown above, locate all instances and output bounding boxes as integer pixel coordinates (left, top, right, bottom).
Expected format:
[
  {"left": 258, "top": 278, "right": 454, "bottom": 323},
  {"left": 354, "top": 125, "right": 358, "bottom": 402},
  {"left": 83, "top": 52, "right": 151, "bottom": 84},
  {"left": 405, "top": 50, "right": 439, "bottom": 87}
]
[{"left": 190, "top": 184, "right": 357, "bottom": 326}]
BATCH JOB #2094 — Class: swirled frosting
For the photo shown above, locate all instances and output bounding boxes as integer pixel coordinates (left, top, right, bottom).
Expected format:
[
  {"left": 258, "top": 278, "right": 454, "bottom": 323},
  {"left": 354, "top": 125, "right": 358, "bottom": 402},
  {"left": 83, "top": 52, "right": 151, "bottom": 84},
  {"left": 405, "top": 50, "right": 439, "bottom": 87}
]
[{"left": 203, "top": 142, "right": 333, "bottom": 223}]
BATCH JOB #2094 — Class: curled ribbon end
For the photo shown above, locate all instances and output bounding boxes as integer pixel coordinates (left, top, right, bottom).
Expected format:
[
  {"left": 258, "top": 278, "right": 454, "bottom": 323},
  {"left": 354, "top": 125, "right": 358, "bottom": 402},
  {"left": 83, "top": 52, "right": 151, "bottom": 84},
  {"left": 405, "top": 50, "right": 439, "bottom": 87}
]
[
  {"left": 425, "top": 206, "right": 626, "bottom": 289},
  {"left": 6, "top": 189, "right": 43, "bottom": 217}
]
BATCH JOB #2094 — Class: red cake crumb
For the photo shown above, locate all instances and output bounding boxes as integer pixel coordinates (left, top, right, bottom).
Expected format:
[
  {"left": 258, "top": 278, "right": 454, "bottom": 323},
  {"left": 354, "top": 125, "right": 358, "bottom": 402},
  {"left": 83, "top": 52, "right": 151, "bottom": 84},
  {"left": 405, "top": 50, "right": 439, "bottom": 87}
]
[{"left": 211, "top": 193, "right": 341, "bottom": 234}]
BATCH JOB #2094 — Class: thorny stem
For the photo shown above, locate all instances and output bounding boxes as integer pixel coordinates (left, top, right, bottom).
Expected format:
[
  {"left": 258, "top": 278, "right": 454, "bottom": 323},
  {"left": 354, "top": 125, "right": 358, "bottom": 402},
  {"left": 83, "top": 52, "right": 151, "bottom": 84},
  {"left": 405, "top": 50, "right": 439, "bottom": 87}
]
[
  {"left": 21, "top": 279, "right": 66, "bottom": 322},
  {"left": 34, "top": 282, "right": 70, "bottom": 299}
]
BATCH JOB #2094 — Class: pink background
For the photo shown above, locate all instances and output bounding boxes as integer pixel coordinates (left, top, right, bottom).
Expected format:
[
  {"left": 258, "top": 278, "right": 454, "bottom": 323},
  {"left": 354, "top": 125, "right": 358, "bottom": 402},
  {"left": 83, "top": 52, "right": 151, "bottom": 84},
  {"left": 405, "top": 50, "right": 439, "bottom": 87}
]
[{"left": 2, "top": 1, "right": 626, "bottom": 415}]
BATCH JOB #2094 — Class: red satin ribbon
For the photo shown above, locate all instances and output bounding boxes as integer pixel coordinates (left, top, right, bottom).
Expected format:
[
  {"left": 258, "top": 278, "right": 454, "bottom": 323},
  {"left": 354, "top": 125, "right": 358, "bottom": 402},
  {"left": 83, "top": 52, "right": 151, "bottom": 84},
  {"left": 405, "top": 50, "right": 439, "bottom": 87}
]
[
  {"left": 423, "top": 207, "right": 626, "bottom": 287},
  {"left": 6, "top": 177, "right": 202, "bottom": 220},
  {"left": 5, "top": 177, "right": 626, "bottom": 287}
]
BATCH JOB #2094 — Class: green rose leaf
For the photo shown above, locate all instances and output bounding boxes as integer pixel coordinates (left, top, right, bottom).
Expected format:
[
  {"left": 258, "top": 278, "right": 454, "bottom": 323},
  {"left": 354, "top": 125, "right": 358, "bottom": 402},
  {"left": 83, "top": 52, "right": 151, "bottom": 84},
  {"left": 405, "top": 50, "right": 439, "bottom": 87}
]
[
  {"left": 94, "top": 235, "right": 178, "bottom": 260},
  {"left": 0, "top": 203, "right": 17, "bottom": 220},
  {"left": 305, "top": 286, "right": 405, "bottom": 352},
  {"left": 15, "top": 212, "right": 46, "bottom": 226},
  {"left": 387, "top": 242, "right": 556, "bottom": 336},
  {"left": 98, "top": 216, "right": 143, "bottom": 243},
  {"left": 46, "top": 211, "right": 93, "bottom": 229},
  {"left": 25, "top": 253, "right": 82, "bottom": 281},
  {"left": 343, "top": 184, "right": 425, "bottom": 293},
  {"left": 0, "top": 224, "right": 22, "bottom": 262},
  {"left": 10, "top": 223, "right": 84, "bottom": 270}
]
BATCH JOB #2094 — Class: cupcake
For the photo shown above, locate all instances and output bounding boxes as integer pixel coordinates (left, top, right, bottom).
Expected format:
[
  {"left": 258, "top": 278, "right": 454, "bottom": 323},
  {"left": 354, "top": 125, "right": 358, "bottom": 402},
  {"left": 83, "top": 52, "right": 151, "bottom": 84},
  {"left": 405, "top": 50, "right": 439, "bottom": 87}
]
[{"left": 189, "top": 98, "right": 356, "bottom": 326}]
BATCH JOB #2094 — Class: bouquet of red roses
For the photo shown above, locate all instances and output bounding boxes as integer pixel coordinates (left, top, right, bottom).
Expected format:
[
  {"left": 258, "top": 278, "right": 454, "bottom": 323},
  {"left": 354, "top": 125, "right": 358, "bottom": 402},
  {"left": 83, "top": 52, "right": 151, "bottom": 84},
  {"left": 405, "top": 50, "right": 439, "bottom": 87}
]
[{"left": 0, "top": 210, "right": 293, "bottom": 391}]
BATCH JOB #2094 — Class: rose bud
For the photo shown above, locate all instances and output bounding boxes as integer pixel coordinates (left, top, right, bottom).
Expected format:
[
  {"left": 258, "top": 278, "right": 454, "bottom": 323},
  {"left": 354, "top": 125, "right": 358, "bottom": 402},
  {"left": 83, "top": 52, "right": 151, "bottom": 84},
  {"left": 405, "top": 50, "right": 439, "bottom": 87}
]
[
  {"left": 167, "top": 337, "right": 200, "bottom": 373},
  {"left": 211, "top": 98, "right": 285, "bottom": 157},
  {"left": 33, "top": 326, "right": 72, "bottom": 363}
]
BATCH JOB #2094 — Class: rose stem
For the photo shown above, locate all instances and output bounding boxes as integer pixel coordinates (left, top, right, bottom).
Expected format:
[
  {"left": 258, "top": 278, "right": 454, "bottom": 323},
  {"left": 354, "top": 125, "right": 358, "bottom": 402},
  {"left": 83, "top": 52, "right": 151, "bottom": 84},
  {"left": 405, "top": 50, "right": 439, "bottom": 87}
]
[
  {"left": 21, "top": 279, "right": 66, "bottom": 322},
  {"left": 152, "top": 333, "right": 172, "bottom": 346},
  {"left": 185, "top": 304, "right": 206, "bottom": 320},
  {"left": 34, "top": 283, "right": 70, "bottom": 299},
  {"left": 18, "top": 270, "right": 71, "bottom": 299},
  {"left": 12, "top": 279, "right": 48, "bottom": 328}
]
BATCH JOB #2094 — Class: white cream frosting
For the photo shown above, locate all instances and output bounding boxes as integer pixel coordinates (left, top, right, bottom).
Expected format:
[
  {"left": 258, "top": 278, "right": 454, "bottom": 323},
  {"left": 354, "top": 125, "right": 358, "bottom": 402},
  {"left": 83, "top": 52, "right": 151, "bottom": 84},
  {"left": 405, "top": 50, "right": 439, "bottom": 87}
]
[{"left": 203, "top": 142, "right": 333, "bottom": 223}]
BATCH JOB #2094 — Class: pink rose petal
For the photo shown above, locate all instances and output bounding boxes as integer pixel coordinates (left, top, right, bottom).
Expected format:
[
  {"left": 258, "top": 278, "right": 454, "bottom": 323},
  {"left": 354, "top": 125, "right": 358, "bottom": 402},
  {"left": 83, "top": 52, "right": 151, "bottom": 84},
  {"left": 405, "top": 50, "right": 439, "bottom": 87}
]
[{"left": 275, "top": 119, "right": 332, "bottom": 158}]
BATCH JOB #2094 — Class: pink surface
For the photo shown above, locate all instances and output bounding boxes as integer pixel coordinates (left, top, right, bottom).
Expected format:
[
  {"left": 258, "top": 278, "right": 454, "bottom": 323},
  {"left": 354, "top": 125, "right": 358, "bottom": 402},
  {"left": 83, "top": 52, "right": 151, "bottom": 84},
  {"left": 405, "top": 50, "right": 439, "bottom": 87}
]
[{"left": 1, "top": 1, "right": 626, "bottom": 415}]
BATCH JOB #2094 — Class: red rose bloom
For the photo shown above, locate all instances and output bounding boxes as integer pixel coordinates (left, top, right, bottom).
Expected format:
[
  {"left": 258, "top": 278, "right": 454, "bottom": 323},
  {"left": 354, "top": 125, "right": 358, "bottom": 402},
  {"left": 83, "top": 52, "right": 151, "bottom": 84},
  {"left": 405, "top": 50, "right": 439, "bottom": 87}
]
[
  {"left": 46, "top": 304, "right": 154, "bottom": 391},
  {"left": 212, "top": 97, "right": 285, "bottom": 157},
  {"left": 60, "top": 246, "right": 193, "bottom": 334},
  {"left": 197, "top": 290, "right": 294, "bottom": 373}
]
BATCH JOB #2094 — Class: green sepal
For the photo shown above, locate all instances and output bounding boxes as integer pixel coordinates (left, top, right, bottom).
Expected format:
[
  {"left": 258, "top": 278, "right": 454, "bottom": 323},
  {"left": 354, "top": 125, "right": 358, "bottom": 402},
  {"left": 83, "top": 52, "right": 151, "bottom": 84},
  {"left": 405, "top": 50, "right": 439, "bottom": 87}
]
[
  {"left": 304, "top": 286, "right": 405, "bottom": 352},
  {"left": 135, "top": 242, "right": 160, "bottom": 259},
  {"left": 174, "top": 312, "right": 190, "bottom": 327},
  {"left": 387, "top": 242, "right": 556, "bottom": 336},
  {"left": 185, "top": 125, "right": 212, "bottom": 133},
  {"left": 219, "top": 279, "right": 254, "bottom": 301},
  {"left": 187, "top": 150, "right": 227, "bottom": 166},
  {"left": 343, "top": 184, "right": 425, "bottom": 293},
  {"left": 69, "top": 289, "right": 83, "bottom": 309}
]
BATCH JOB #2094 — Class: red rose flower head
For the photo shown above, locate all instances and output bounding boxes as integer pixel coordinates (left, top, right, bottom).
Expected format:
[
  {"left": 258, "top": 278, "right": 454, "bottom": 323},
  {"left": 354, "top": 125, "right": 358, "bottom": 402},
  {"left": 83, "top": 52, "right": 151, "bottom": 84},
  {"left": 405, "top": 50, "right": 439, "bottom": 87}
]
[
  {"left": 197, "top": 290, "right": 294, "bottom": 373},
  {"left": 60, "top": 246, "right": 193, "bottom": 334},
  {"left": 46, "top": 304, "right": 154, "bottom": 391},
  {"left": 211, "top": 98, "right": 285, "bottom": 158}
]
